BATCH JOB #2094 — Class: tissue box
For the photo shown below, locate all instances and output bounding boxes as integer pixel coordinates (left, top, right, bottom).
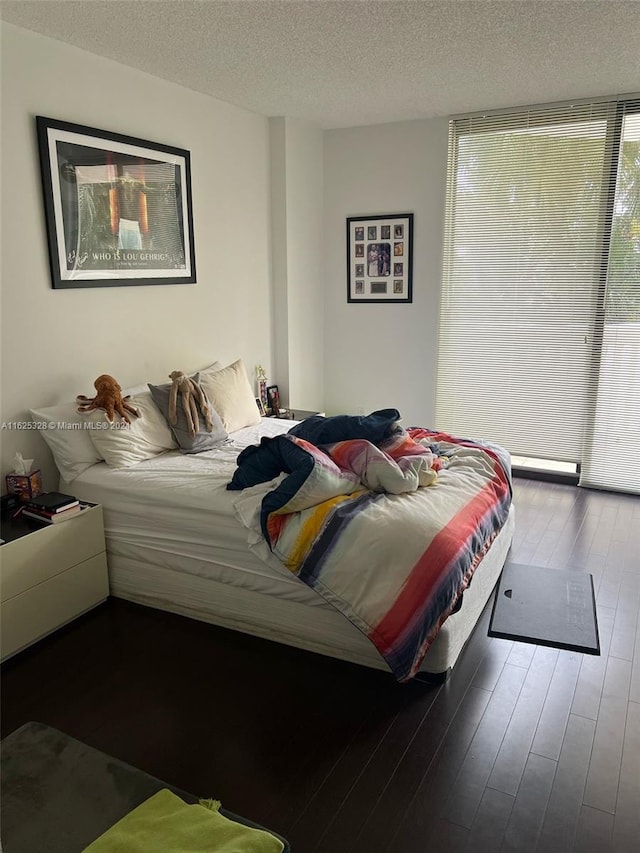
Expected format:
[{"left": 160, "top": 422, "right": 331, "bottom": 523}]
[{"left": 5, "top": 470, "right": 43, "bottom": 502}]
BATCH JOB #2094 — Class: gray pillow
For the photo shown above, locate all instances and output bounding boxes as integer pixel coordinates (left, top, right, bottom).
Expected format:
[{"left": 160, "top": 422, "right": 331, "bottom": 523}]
[{"left": 148, "top": 375, "right": 227, "bottom": 454}]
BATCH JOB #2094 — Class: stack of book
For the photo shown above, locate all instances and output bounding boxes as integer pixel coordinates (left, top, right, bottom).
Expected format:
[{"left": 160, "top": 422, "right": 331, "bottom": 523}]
[{"left": 21, "top": 492, "right": 83, "bottom": 524}]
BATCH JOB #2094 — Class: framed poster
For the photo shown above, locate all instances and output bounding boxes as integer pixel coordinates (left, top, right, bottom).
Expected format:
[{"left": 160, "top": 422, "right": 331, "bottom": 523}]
[
  {"left": 347, "top": 213, "right": 413, "bottom": 303},
  {"left": 36, "top": 116, "right": 196, "bottom": 288}
]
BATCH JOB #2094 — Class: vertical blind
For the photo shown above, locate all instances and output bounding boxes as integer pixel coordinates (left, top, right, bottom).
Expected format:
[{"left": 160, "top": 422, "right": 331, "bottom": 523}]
[
  {"left": 581, "top": 107, "right": 640, "bottom": 492},
  {"left": 436, "top": 97, "right": 640, "bottom": 494}
]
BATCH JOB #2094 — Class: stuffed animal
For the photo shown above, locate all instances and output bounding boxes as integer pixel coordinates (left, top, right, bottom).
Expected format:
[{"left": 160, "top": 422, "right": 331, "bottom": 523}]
[
  {"left": 76, "top": 374, "right": 141, "bottom": 423},
  {"left": 168, "top": 370, "right": 214, "bottom": 437}
]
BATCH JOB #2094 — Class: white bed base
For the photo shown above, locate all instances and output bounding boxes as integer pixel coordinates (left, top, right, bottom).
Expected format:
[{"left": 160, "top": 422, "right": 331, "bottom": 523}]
[{"left": 106, "top": 506, "right": 515, "bottom": 678}]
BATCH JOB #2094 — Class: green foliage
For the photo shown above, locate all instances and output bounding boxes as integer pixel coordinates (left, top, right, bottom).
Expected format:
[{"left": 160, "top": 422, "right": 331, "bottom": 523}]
[
  {"left": 453, "top": 116, "right": 639, "bottom": 322},
  {"left": 607, "top": 135, "right": 640, "bottom": 321}
]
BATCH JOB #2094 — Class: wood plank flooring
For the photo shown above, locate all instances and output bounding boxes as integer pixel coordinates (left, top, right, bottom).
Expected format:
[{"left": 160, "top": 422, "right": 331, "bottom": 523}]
[{"left": 2, "top": 479, "right": 639, "bottom": 852}]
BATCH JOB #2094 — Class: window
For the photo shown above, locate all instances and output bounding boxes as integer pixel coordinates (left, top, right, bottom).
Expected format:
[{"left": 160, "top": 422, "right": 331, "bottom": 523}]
[{"left": 437, "top": 97, "right": 639, "bottom": 494}]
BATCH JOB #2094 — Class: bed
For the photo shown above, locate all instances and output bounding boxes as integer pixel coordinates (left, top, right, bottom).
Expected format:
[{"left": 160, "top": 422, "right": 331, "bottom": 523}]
[{"left": 33, "top": 360, "right": 514, "bottom": 681}]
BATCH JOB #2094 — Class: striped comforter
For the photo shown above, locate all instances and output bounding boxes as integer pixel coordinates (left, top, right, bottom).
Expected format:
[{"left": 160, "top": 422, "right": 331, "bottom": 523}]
[{"left": 230, "top": 426, "right": 512, "bottom": 681}]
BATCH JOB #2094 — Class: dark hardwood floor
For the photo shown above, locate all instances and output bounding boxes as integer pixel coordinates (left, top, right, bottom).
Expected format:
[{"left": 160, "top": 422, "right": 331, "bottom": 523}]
[{"left": 2, "top": 479, "right": 639, "bottom": 852}]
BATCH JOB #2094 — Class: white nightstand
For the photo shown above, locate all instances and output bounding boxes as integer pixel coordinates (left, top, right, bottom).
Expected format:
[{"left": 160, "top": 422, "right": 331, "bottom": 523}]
[
  {"left": 288, "top": 409, "right": 325, "bottom": 420},
  {"left": 0, "top": 504, "right": 109, "bottom": 660}
]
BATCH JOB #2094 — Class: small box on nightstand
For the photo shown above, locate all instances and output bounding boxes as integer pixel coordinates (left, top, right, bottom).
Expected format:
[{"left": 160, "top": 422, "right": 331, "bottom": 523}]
[{"left": 5, "top": 470, "right": 43, "bottom": 502}]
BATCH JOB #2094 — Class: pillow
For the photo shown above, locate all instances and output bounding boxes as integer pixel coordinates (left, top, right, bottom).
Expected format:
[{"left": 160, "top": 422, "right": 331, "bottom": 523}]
[
  {"left": 197, "top": 360, "right": 223, "bottom": 377},
  {"left": 26, "top": 364, "right": 224, "bottom": 480},
  {"left": 198, "top": 359, "right": 261, "bottom": 433},
  {"left": 148, "top": 376, "right": 227, "bottom": 454},
  {"left": 87, "top": 390, "right": 178, "bottom": 468},
  {"left": 29, "top": 402, "right": 103, "bottom": 482}
]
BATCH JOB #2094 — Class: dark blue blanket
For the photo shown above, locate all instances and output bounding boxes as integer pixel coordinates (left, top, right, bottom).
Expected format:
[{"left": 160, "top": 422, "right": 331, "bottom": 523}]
[
  {"left": 227, "top": 409, "right": 403, "bottom": 541},
  {"left": 288, "top": 408, "right": 401, "bottom": 445}
]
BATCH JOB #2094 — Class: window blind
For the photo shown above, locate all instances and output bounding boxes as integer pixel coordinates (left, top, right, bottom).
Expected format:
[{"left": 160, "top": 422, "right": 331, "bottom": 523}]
[
  {"left": 436, "top": 97, "right": 639, "bottom": 494},
  {"left": 581, "top": 105, "right": 640, "bottom": 493}
]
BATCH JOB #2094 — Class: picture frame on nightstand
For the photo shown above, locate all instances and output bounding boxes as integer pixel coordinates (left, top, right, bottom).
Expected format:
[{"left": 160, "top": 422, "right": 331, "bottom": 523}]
[{"left": 266, "top": 385, "right": 281, "bottom": 416}]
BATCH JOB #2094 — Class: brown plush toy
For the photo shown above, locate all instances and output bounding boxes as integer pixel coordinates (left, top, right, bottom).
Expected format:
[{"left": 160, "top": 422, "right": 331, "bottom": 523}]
[
  {"left": 76, "top": 374, "right": 141, "bottom": 424},
  {"left": 168, "top": 370, "right": 213, "bottom": 437}
]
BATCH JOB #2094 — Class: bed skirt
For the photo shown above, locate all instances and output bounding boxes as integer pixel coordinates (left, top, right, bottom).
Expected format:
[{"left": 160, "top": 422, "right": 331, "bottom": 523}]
[{"left": 106, "top": 506, "right": 515, "bottom": 677}]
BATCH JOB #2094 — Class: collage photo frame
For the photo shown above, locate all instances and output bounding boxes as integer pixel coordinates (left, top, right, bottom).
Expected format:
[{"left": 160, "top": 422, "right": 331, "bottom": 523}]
[{"left": 347, "top": 213, "right": 413, "bottom": 303}]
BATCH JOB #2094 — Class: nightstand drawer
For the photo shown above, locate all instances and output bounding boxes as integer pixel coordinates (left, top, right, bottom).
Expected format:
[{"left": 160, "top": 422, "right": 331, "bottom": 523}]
[
  {"left": 1, "top": 552, "right": 109, "bottom": 659},
  {"left": 1, "top": 505, "right": 106, "bottom": 600}
]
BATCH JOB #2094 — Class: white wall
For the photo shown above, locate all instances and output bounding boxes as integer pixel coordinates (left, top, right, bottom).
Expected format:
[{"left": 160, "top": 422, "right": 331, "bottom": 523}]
[
  {"left": 1, "top": 23, "right": 274, "bottom": 488},
  {"left": 270, "top": 117, "right": 324, "bottom": 411},
  {"left": 323, "top": 119, "right": 449, "bottom": 426},
  {"left": 1, "top": 22, "right": 450, "bottom": 493}
]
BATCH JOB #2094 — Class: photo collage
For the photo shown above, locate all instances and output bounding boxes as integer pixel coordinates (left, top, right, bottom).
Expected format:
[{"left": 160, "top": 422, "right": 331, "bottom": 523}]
[{"left": 347, "top": 214, "right": 413, "bottom": 303}]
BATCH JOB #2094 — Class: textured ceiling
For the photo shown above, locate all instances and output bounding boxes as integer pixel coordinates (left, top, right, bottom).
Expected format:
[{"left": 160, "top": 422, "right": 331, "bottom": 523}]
[{"left": 2, "top": 0, "right": 639, "bottom": 129}]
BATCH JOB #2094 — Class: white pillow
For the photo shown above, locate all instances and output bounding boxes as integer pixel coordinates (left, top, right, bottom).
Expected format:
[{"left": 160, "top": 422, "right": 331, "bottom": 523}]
[
  {"left": 199, "top": 358, "right": 261, "bottom": 433},
  {"left": 28, "top": 364, "right": 222, "bottom": 480},
  {"left": 197, "top": 360, "right": 223, "bottom": 377},
  {"left": 29, "top": 402, "right": 103, "bottom": 482},
  {"left": 87, "top": 390, "right": 178, "bottom": 468}
]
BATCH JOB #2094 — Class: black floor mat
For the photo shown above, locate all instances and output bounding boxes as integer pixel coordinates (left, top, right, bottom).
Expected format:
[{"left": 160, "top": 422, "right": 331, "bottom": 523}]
[{"left": 488, "top": 562, "right": 600, "bottom": 654}]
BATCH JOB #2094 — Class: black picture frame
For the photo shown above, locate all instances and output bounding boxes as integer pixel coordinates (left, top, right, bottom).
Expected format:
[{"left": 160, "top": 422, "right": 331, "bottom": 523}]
[
  {"left": 255, "top": 397, "right": 266, "bottom": 416},
  {"left": 36, "top": 116, "right": 196, "bottom": 288},
  {"left": 266, "top": 385, "right": 280, "bottom": 415},
  {"left": 346, "top": 213, "right": 413, "bottom": 303}
]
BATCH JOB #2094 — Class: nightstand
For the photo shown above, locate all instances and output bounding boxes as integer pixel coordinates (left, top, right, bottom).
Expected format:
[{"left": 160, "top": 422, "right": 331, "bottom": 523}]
[
  {"left": 0, "top": 504, "right": 109, "bottom": 660},
  {"left": 288, "top": 409, "right": 325, "bottom": 420}
]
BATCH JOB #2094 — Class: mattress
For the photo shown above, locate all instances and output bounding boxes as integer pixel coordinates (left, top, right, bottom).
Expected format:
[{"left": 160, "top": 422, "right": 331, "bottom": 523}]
[
  {"left": 66, "top": 417, "right": 515, "bottom": 676},
  {"left": 68, "top": 419, "right": 311, "bottom": 597}
]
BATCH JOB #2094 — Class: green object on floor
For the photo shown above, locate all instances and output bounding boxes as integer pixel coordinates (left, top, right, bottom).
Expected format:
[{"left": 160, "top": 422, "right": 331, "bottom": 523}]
[
  {"left": 1, "top": 722, "right": 290, "bottom": 853},
  {"left": 83, "top": 788, "right": 284, "bottom": 853}
]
